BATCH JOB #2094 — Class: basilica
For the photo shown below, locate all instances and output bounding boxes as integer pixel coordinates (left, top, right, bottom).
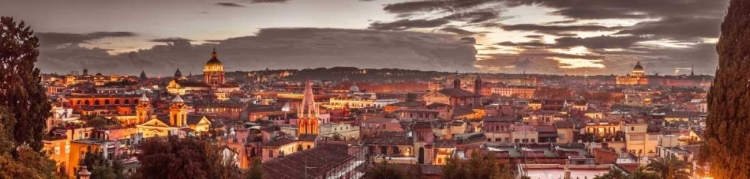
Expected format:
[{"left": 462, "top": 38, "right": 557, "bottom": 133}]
[
  {"left": 166, "top": 48, "right": 240, "bottom": 100},
  {"left": 616, "top": 61, "right": 649, "bottom": 85}
]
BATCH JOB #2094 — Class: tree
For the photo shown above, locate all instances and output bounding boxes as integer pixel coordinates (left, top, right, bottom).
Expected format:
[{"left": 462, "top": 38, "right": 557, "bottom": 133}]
[
  {"left": 365, "top": 161, "right": 407, "bottom": 179},
  {"left": 630, "top": 166, "right": 660, "bottom": 179},
  {"left": 0, "top": 16, "right": 52, "bottom": 152},
  {"left": 441, "top": 152, "right": 513, "bottom": 179},
  {"left": 81, "top": 150, "right": 124, "bottom": 179},
  {"left": 700, "top": 0, "right": 750, "bottom": 178},
  {"left": 593, "top": 168, "right": 627, "bottom": 179},
  {"left": 0, "top": 122, "right": 60, "bottom": 179},
  {"left": 245, "top": 158, "right": 263, "bottom": 179},
  {"left": 646, "top": 155, "right": 689, "bottom": 179},
  {"left": 133, "top": 137, "right": 240, "bottom": 179}
]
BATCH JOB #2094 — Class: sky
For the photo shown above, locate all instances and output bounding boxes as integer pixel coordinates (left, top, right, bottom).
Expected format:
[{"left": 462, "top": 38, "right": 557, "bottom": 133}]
[{"left": 0, "top": 0, "right": 728, "bottom": 76}]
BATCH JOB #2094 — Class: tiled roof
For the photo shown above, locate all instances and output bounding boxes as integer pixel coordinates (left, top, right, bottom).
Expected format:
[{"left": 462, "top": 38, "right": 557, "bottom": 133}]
[
  {"left": 363, "top": 132, "right": 413, "bottom": 146},
  {"left": 452, "top": 107, "right": 475, "bottom": 116},
  {"left": 298, "top": 134, "right": 318, "bottom": 142},
  {"left": 262, "top": 145, "right": 353, "bottom": 179},
  {"left": 437, "top": 89, "right": 476, "bottom": 98},
  {"left": 264, "top": 136, "right": 296, "bottom": 147},
  {"left": 187, "top": 115, "right": 208, "bottom": 125}
]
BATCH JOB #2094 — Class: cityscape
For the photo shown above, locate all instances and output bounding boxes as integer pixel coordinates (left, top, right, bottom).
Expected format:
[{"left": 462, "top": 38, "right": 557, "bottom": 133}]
[{"left": 0, "top": 0, "right": 746, "bottom": 179}]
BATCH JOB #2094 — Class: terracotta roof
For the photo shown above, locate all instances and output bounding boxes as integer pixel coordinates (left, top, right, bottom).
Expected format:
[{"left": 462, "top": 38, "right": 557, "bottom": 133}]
[
  {"left": 452, "top": 107, "right": 475, "bottom": 116},
  {"left": 437, "top": 89, "right": 476, "bottom": 98},
  {"left": 264, "top": 136, "right": 296, "bottom": 147},
  {"left": 262, "top": 145, "right": 353, "bottom": 179},
  {"left": 298, "top": 134, "right": 318, "bottom": 142},
  {"left": 363, "top": 132, "right": 413, "bottom": 146}
]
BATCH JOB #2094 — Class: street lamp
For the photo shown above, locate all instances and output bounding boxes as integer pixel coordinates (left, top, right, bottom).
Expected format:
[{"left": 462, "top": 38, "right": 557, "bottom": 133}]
[{"left": 78, "top": 166, "right": 91, "bottom": 179}]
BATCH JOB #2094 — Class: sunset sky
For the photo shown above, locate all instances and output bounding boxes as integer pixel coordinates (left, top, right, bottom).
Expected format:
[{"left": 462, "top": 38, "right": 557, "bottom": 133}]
[{"left": 0, "top": 0, "right": 728, "bottom": 75}]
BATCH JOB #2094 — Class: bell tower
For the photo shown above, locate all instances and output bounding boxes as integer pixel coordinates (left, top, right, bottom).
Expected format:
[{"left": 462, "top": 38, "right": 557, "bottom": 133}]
[
  {"left": 297, "top": 78, "right": 320, "bottom": 135},
  {"left": 135, "top": 93, "right": 152, "bottom": 124},
  {"left": 169, "top": 95, "right": 188, "bottom": 127}
]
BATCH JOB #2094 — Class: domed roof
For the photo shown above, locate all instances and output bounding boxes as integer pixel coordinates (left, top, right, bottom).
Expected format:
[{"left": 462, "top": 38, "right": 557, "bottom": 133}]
[
  {"left": 205, "top": 48, "right": 223, "bottom": 71},
  {"left": 172, "top": 95, "right": 184, "bottom": 103},
  {"left": 349, "top": 82, "right": 360, "bottom": 92},
  {"left": 139, "top": 93, "right": 149, "bottom": 102},
  {"left": 633, "top": 61, "right": 644, "bottom": 71}
]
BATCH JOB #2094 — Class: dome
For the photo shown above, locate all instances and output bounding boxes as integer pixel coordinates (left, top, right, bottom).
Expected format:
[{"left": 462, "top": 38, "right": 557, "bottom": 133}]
[
  {"left": 349, "top": 83, "right": 360, "bottom": 93},
  {"left": 633, "top": 61, "right": 644, "bottom": 71},
  {"left": 172, "top": 95, "right": 184, "bottom": 103},
  {"left": 204, "top": 48, "right": 224, "bottom": 72},
  {"left": 139, "top": 93, "right": 149, "bottom": 102}
]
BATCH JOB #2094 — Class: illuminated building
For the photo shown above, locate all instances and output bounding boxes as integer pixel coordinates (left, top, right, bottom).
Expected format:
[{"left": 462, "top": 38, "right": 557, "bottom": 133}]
[
  {"left": 136, "top": 95, "right": 211, "bottom": 138},
  {"left": 165, "top": 48, "right": 239, "bottom": 98},
  {"left": 297, "top": 78, "right": 320, "bottom": 136},
  {"left": 616, "top": 61, "right": 649, "bottom": 85}
]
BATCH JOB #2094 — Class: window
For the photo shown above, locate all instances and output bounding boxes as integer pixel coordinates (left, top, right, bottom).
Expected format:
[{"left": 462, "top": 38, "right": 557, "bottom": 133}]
[
  {"left": 65, "top": 145, "right": 70, "bottom": 154},
  {"left": 54, "top": 147, "right": 60, "bottom": 155},
  {"left": 269, "top": 150, "right": 274, "bottom": 158},
  {"left": 515, "top": 139, "right": 520, "bottom": 143},
  {"left": 631, "top": 127, "right": 635, "bottom": 131}
]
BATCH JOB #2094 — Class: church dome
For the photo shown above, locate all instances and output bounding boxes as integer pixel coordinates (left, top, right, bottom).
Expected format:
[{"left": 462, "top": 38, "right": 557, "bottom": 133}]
[
  {"left": 349, "top": 83, "right": 360, "bottom": 93},
  {"left": 633, "top": 61, "right": 644, "bottom": 71},
  {"left": 204, "top": 48, "right": 224, "bottom": 72}
]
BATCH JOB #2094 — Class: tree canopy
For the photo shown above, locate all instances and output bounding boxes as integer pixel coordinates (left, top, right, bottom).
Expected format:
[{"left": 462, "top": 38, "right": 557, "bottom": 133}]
[
  {"left": 133, "top": 137, "right": 240, "bottom": 179},
  {"left": 0, "top": 16, "right": 52, "bottom": 152},
  {"left": 700, "top": 0, "right": 750, "bottom": 178},
  {"left": 442, "top": 152, "right": 514, "bottom": 179}
]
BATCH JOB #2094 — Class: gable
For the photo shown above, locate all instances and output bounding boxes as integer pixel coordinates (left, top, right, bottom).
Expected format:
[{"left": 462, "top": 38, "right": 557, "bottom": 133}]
[{"left": 142, "top": 118, "right": 170, "bottom": 127}]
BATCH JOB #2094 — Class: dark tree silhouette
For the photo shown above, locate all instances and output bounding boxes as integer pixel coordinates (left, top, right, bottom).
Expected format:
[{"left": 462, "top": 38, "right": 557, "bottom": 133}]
[
  {"left": 0, "top": 16, "right": 52, "bottom": 152},
  {"left": 133, "top": 137, "right": 240, "bottom": 179},
  {"left": 245, "top": 158, "right": 263, "bottom": 179},
  {"left": 700, "top": 0, "right": 750, "bottom": 178}
]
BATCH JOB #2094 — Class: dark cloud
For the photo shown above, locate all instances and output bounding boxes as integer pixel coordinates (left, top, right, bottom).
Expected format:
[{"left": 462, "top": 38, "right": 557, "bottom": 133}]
[
  {"left": 496, "top": 41, "right": 549, "bottom": 48},
  {"left": 246, "top": 0, "right": 288, "bottom": 3},
  {"left": 36, "top": 31, "right": 137, "bottom": 46},
  {"left": 441, "top": 11, "right": 502, "bottom": 23},
  {"left": 500, "top": 24, "right": 625, "bottom": 36},
  {"left": 369, "top": 19, "right": 450, "bottom": 30},
  {"left": 460, "top": 37, "right": 477, "bottom": 44},
  {"left": 440, "top": 27, "right": 477, "bottom": 35},
  {"left": 545, "top": 19, "right": 578, "bottom": 24},
  {"left": 215, "top": 2, "right": 246, "bottom": 7},
  {"left": 554, "top": 35, "right": 647, "bottom": 49},
  {"left": 382, "top": 0, "right": 497, "bottom": 14},
  {"left": 149, "top": 37, "right": 193, "bottom": 43},
  {"left": 504, "top": 0, "right": 729, "bottom": 20},
  {"left": 617, "top": 17, "right": 722, "bottom": 41},
  {"left": 38, "top": 28, "right": 478, "bottom": 74},
  {"left": 525, "top": 35, "right": 543, "bottom": 39}
]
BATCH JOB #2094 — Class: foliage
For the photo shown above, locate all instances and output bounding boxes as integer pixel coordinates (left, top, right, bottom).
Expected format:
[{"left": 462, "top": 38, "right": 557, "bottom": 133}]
[
  {"left": 0, "top": 16, "right": 52, "bottom": 152},
  {"left": 580, "top": 91, "right": 614, "bottom": 103},
  {"left": 593, "top": 168, "right": 627, "bottom": 179},
  {"left": 0, "top": 123, "right": 60, "bottom": 179},
  {"left": 700, "top": 0, "right": 750, "bottom": 178},
  {"left": 441, "top": 152, "right": 514, "bottom": 179},
  {"left": 133, "top": 137, "right": 240, "bottom": 179},
  {"left": 630, "top": 166, "right": 661, "bottom": 179},
  {"left": 646, "top": 155, "right": 689, "bottom": 179},
  {"left": 86, "top": 116, "right": 122, "bottom": 128},
  {"left": 245, "top": 158, "right": 263, "bottom": 179},
  {"left": 365, "top": 161, "right": 408, "bottom": 179},
  {"left": 81, "top": 150, "right": 124, "bottom": 179}
]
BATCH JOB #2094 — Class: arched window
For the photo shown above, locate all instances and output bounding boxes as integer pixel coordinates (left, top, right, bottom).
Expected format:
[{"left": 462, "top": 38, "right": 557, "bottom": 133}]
[
  {"left": 84, "top": 100, "right": 90, "bottom": 105},
  {"left": 124, "top": 99, "right": 130, "bottom": 104},
  {"left": 94, "top": 100, "right": 100, "bottom": 106},
  {"left": 104, "top": 99, "right": 110, "bottom": 105},
  {"left": 114, "top": 99, "right": 120, "bottom": 104}
]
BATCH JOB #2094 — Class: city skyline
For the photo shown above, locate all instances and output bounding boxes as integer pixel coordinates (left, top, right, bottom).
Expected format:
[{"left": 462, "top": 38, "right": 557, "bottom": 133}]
[{"left": 1, "top": 0, "right": 727, "bottom": 75}]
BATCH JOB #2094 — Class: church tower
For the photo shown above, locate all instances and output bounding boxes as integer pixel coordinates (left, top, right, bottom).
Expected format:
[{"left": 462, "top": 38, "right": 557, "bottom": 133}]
[
  {"left": 135, "top": 93, "right": 152, "bottom": 124},
  {"left": 453, "top": 73, "right": 461, "bottom": 89},
  {"left": 169, "top": 95, "right": 188, "bottom": 127},
  {"left": 203, "top": 47, "right": 226, "bottom": 86},
  {"left": 297, "top": 78, "right": 320, "bottom": 135},
  {"left": 474, "top": 75, "right": 482, "bottom": 106}
]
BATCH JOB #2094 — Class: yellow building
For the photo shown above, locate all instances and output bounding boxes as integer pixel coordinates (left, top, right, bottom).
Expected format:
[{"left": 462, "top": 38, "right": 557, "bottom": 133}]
[
  {"left": 622, "top": 123, "right": 660, "bottom": 158},
  {"left": 137, "top": 95, "right": 211, "bottom": 138},
  {"left": 616, "top": 62, "right": 649, "bottom": 85}
]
